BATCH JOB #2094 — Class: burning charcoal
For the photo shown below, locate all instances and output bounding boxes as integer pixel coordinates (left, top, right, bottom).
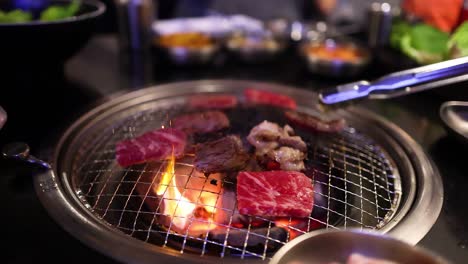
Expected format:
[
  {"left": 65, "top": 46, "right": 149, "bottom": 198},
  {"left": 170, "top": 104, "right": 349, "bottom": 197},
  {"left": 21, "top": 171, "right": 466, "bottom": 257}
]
[
  {"left": 214, "top": 189, "right": 250, "bottom": 226},
  {"left": 195, "top": 135, "right": 249, "bottom": 174},
  {"left": 210, "top": 179, "right": 218, "bottom": 186},
  {"left": 208, "top": 227, "right": 288, "bottom": 247}
]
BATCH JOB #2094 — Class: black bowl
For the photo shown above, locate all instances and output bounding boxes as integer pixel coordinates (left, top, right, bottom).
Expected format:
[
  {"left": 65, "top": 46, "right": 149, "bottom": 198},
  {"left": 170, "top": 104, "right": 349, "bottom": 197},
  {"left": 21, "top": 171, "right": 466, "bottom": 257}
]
[{"left": 0, "top": 0, "right": 105, "bottom": 67}]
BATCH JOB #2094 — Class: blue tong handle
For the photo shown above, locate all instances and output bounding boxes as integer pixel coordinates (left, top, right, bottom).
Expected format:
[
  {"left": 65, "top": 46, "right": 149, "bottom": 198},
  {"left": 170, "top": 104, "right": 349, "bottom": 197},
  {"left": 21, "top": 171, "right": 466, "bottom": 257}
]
[{"left": 319, "top": 56, "right": 468, "bottom": 105}]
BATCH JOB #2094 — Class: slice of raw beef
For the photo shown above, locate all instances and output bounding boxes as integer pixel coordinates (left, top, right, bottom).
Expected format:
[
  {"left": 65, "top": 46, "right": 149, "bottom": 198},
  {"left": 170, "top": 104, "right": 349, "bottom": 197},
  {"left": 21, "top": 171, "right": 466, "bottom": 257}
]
[
  {"left": 244, "top": 88, "right": 297, "bottom": 110},
  {"left": 116, "top": 128, "right": 186, "bottom": 167},
  {"left": 237, "top": 171, "right": 313, "bottom": 218},
  {"left": 188, "top": 94, "right": 238, "bottom": 109},
  {"left": 172, "top": 111, "right": 230, "bottom": 135}
]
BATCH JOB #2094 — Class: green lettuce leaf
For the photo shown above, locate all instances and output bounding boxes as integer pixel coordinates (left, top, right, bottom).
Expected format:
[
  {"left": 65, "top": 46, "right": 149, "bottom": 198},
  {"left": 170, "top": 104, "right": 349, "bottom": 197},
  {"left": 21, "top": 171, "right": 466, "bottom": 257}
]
[
  {"left": 392, "top": 22, "right": 449, "bottom": 64},
  {"left": 390, "top": 20, "right": 411, "bottom": 49},
  {"left": 0, "top": 9, "right": 32, "bottom": 23},
  {"left": 448, "top": 21, "right": 468, "bottom": 58},
  {"left": 409, "top": 24, "right": 449, "bottom": 55},
  {"left": 400, "top": 34, "right": 444, "bottom": 64},
  {"left": 40, "top": 0, "right": 81, "bottom": 22}
]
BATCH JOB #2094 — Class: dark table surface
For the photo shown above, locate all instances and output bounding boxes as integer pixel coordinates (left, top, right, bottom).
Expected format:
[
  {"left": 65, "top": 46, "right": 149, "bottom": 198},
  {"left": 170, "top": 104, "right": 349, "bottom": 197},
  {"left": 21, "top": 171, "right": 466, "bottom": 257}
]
[{"left": 1, "top": 34, "right": 468, "bottom": 263}]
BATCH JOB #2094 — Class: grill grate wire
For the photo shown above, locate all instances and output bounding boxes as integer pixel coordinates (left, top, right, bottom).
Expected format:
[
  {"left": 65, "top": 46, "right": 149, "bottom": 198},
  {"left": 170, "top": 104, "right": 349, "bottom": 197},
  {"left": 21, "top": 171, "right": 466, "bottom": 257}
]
[{"left": 71, "top": 105, "right": 402, "bottom": 260}]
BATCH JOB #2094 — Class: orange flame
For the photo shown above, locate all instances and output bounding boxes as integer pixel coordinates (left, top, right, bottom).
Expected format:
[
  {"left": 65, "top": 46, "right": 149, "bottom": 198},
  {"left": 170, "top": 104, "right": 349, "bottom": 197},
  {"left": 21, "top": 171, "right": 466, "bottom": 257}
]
[
  {"left": 155, "top": 153, "right": 197, "bottom": 229},
  {"left": 154, "top": 150, "right": 219, "bottom": 234}
]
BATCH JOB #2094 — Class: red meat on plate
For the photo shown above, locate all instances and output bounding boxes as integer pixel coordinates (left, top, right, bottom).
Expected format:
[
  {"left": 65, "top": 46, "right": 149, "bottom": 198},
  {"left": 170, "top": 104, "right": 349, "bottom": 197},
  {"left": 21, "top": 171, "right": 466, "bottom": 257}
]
[
  {"left": 244, "top": 88, "right": 297, "bottom": 110},
  {"left": 116, "top": 128, "right": 186, "bottom": 167},
  {"left": 189, "top": 94, "right": 238, "bottom": 109},
  {"left": 237, "top": 171, "right": 314, "bottom": 218}
]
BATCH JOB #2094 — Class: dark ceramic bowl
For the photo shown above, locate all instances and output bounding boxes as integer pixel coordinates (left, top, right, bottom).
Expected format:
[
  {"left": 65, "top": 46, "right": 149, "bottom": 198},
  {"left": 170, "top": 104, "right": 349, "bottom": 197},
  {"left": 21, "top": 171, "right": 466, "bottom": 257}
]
[{"left": 0, "top": 0, "right": 105, "bottom": 67}]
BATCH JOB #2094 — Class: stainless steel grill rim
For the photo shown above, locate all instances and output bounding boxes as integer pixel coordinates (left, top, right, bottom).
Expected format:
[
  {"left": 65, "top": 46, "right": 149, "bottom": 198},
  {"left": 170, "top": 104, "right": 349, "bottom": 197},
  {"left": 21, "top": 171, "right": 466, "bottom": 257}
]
[{"left": 34, "top": 80, "right": 443, "bottom": 264}]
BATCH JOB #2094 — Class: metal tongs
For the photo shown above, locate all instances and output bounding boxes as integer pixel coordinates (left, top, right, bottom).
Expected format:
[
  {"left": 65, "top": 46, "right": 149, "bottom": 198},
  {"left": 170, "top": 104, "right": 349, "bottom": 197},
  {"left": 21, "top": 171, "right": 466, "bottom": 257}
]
[{"left": 319, "top": 56, "right": 468, "bottom": 105}]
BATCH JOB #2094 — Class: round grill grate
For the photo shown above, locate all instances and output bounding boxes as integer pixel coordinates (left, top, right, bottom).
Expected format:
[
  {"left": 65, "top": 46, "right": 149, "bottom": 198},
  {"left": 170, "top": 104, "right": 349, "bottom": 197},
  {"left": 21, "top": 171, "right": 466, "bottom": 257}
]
[{"left": 69, "top": 95, "right": 402, "bottom": 260}]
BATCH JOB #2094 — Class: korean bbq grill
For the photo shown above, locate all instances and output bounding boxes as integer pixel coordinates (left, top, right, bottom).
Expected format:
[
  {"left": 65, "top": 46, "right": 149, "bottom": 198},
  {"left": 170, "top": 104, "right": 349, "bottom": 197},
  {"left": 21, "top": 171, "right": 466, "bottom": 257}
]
[{"left": 33, "top": 80, "right": 442, "bottom": 264}]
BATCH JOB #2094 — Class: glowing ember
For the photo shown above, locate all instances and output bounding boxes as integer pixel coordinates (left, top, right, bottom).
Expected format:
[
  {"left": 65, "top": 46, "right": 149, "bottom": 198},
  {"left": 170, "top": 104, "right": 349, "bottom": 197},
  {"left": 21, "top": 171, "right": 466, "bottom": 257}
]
[
  {"left": 154, "top": 151, "right": 220, "bottom": 235},
  {"left": 150, "top": 148, "right": 320, "bottom": 239},
  {"left": 274, "top": 217, "right": 324, "bottom": 239}
]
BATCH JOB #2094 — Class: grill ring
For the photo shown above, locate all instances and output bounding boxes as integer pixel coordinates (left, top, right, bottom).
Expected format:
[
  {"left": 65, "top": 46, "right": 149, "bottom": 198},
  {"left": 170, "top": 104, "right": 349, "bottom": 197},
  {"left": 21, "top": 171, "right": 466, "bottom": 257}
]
[{"left": 35, "top": 80, "right": 442, "bottom": 263}]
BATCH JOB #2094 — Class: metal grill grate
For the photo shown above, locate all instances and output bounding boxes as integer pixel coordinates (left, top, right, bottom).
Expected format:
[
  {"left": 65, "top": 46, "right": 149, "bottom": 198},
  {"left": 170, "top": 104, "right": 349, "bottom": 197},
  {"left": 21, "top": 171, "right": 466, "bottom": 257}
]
[{"left": 71, "top": 101, "right": 402, "bottom": 260}]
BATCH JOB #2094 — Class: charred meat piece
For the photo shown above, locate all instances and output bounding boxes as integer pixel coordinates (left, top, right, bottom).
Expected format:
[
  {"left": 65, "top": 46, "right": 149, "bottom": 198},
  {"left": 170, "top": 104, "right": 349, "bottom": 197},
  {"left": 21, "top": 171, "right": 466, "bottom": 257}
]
[
  {"left": 244, "top": 88, "right": 297, "bottom": 110},
  {"left": 116, "top": 128, "right": 186, "bottom": 167},
  {"left": 237, "top": 171, "right": 314, "bottom": 218},
  {"left": 285, "top": 110, "right": 346, "bottom": 133},
  {"left": 278, "top": 125, "right": 307, "bottom": 151},
  {"left": 247, "top": 120, "right": 281, "bottom": 154},
  {"left": 267, "top": 146, "right": 306, "bottom": 171},
  {"left": 188, "top": 94, "right": 238, "bottom": 109},
  {"left": 225, "top": 158, "right": 263, "bottom": 180},
  {"left": 172, "top": 111, "right": 230, "bottom": 135},
  {"left": 247, "top": 121, "right": 307, "bottom": 153},
  {"left": 195, "top": 135, "right": 249, "bottom": 174},
  {"left": 247, "top": 121, "right": 307, "bottom": 171}
]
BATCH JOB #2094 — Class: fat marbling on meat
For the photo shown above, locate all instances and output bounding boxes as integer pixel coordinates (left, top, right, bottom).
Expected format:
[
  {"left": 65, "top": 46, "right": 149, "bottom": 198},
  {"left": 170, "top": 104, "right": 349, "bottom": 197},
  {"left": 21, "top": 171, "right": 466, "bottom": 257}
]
[
  {"left": 237, "top": 171, "right": 314, "bottom": 218},
  {"left": 116, "top": 128, "right": 186, "bottom": 167},
  {"left": 247, "top": 120, "right": 307, "bottom": 171}
]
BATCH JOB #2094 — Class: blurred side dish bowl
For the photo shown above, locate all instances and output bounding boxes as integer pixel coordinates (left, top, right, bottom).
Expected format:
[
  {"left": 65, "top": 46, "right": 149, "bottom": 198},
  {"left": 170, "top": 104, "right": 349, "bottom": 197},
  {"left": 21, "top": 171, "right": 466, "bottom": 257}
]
[
  {"left": 154, "top": 32, "right": 220, "bottom": 65},
  {"left": 299, "top": 38, "right": 371, "bottom": 78},
  {"left": 225, "top": 31, "right": 287, "bottom": 63}
]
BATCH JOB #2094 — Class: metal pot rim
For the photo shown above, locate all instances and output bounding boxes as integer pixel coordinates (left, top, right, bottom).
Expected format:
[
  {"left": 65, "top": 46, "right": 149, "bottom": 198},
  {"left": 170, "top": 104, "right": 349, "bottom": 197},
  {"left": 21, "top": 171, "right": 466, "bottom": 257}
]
[{"left": 269, "top": 228, "right": 450, "bottom": 264}]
